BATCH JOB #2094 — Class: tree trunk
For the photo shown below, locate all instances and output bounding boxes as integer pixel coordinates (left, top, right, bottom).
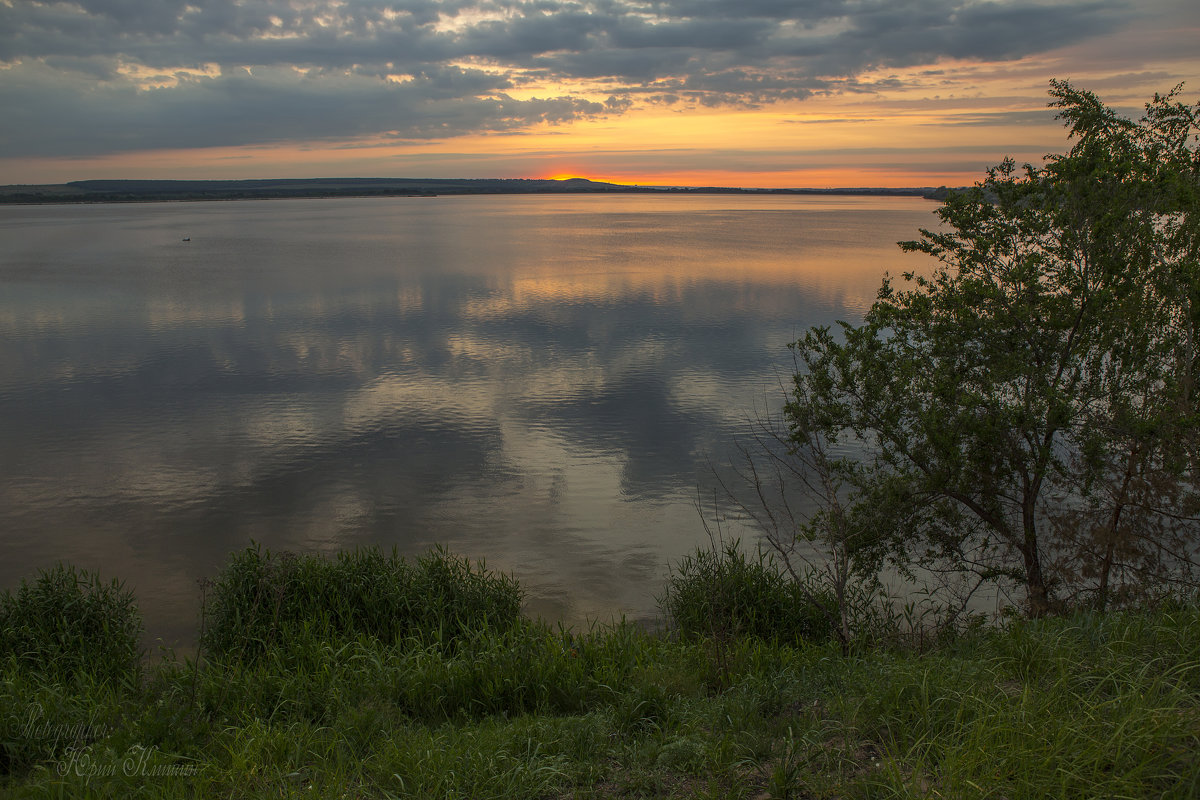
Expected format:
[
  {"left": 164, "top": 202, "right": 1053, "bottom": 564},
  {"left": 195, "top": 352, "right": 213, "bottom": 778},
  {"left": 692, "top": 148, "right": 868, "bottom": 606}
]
[
  {"left": 1022, "top": 503, "right": 1051, "bottom": 617},
  {"left": 1023, "top": 544, "right": 1050, "bottom": 617},
  {"left": 1097, "top": 442, "right": 1140, "bottom": 611}
]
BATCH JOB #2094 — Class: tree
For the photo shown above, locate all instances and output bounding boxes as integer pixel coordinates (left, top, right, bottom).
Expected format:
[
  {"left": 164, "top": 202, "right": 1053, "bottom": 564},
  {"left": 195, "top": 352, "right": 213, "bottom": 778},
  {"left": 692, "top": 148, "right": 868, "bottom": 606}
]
[{"left": 786, "top": 82, "right": 1199, "bottom": 616}]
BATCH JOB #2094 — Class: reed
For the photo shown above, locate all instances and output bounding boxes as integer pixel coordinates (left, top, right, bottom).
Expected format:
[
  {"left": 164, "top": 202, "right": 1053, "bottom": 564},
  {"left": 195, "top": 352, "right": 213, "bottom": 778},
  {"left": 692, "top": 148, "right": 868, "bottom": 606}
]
[
  {"left": 0, "top": 563, "right": 142, "bottom": 686},
  {"left": 200, "top": 544, "right": 522, "bottom": 662},
  {"left": 659, "top": 542, "right": 836, "bottom": 645}
]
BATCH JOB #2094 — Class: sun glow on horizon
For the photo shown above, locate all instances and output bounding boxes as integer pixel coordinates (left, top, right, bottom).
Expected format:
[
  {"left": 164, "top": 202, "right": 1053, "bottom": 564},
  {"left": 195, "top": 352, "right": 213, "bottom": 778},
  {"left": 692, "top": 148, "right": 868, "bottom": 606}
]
[{"left": 540, "top": 173, "right": 641, "bottom": 186}]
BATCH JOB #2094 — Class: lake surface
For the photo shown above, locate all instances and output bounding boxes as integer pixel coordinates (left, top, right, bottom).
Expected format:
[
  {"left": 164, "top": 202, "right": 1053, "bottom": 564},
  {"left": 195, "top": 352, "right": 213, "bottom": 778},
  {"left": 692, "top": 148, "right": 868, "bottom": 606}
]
[{"left": 0, "top": 194, "right": 935, "bottom": 646}]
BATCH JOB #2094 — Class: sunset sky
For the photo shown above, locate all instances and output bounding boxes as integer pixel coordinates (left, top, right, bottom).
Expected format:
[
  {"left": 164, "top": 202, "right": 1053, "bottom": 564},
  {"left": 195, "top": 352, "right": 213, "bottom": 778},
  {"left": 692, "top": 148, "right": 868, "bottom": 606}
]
[{"left": 1, "top": 0, "right": 1197, "bottom": 187}]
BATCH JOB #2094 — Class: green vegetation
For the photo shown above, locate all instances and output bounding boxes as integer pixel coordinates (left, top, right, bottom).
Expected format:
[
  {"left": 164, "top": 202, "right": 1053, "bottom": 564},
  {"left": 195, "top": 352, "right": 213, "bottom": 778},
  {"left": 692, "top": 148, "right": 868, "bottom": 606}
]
[
  {"left": 1, "top": 548, "right": 1198, "bottom": 797},
  {"left": 0, "top": 563, "right": 142, "bottom": 687},
  {"left": 659, "top": 542, "right": 836, "bottom": 646},
  {"left": 200, "top": 545, "right": 521, "bottom": 663}
]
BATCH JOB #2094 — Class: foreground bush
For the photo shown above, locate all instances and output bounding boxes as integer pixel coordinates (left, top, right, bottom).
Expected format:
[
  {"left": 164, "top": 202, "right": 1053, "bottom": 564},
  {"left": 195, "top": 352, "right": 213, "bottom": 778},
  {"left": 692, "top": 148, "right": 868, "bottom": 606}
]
[
  {"left": 0, "top": 563, "right": 142, "bottom": 685},
  {"left": 660, "top": 542, "right": 836, "bottom": 645},
  {"left": 200, "top": 544, "right": 522, "bottom": 661}
]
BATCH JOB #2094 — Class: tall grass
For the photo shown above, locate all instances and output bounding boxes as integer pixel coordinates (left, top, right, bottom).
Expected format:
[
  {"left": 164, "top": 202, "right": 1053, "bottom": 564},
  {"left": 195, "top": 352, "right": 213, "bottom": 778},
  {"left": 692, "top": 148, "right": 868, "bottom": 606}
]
[
  {"left": 659, "top": 542, "right": 836, "bottom": 645},
  {"left": 191, "top": 617, "right": 659, "bottom": 725},
  {"left": 200, "top": 544, "right": 522, "bottom": 662},
  {"left": 0, "top": 563, "right": 142, "bottom": 685},
  {"left": 3, "top": 548, "right": 1198, "bottom": 798},
  {"left": 841, "top": 609, "right": 1200, "bottom": 798},
  {"left": 0, "top": 564, "right": 141, "bottom": 779}
]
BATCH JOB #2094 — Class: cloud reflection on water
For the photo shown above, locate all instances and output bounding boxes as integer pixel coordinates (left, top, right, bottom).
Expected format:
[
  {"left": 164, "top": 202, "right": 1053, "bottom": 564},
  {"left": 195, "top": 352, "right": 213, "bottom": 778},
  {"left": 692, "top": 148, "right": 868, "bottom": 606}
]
[{"left": 0, "top": 195, "right": 934, "bottom": 646}]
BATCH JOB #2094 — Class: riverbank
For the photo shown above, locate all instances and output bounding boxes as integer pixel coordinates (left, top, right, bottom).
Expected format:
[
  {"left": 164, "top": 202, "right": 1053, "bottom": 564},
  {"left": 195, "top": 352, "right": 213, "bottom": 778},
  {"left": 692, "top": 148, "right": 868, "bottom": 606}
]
[{"left": 2, "top": 547, "right": 1197, "bottom": 798}]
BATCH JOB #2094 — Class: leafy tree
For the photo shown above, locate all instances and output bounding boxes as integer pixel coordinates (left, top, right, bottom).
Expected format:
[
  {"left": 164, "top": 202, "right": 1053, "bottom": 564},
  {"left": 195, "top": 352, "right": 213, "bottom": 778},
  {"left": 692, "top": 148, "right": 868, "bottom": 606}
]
[{"left": 786, "top": 82, "right": 1199, "bottom": 616}]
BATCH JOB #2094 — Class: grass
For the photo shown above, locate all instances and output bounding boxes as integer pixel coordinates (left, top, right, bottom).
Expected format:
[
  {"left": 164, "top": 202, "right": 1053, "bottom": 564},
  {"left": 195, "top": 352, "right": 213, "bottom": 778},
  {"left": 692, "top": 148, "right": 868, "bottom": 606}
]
[
  {"left": 1, "top": 545, "right": 1197, "bottom": 798},
  {"left": 659, "top": 542, "right": 836, "bottom": 646},
  {"left": 200, "top": 544, "right": 522, "bottom": 662},
  {"left": 0, "top": 563, "right": 142, "bottom": 686}
]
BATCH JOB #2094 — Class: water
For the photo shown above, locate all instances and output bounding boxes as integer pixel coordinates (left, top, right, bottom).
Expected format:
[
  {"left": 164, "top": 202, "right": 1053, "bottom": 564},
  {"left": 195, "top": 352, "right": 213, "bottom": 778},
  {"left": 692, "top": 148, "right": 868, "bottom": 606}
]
[{"left": 0, "top": 194, "right": 936, "bottom": 646}]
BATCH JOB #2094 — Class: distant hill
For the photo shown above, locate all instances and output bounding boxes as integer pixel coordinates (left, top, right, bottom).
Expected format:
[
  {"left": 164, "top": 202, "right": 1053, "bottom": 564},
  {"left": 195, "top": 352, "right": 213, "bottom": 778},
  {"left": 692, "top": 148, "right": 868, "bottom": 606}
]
[{"left": 0, "top": 177, "right": 952, "bottom": 204}]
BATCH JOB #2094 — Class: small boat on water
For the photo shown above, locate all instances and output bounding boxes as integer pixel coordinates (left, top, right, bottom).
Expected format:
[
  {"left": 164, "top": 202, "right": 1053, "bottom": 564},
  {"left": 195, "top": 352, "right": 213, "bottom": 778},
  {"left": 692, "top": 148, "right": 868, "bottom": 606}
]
[{"left": 182, "top": 237, "right": 190, "bottom": 242}]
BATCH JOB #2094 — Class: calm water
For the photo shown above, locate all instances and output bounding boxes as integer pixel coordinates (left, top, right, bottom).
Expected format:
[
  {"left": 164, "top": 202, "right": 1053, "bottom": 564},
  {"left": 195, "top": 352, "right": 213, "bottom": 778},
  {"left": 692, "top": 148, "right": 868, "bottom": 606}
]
[{"left": 0, "top": 194, "right": 935, "bottom": 646}]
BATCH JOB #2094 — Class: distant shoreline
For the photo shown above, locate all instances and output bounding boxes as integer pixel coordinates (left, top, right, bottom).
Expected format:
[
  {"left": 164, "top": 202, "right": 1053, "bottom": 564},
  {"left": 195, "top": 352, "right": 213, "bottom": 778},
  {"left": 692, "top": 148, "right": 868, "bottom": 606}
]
[{"left": 0, "top": 177, "right": 954, "bottom": 205}]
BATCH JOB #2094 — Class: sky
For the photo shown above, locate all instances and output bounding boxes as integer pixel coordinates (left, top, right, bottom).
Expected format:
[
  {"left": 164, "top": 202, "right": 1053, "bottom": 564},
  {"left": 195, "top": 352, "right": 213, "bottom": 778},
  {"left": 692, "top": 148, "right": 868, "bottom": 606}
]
[{"left": 1, "top": 0, "right": 1197, "bottom": 187}]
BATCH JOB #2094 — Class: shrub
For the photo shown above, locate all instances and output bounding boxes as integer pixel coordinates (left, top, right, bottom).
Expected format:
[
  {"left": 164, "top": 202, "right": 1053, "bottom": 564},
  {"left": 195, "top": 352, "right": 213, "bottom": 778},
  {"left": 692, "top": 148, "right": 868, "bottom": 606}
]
[
  {"left": 0, "top": 563, "right": 142, "bottom": 685},
  {"left": 200, "top": 544, "right": 522, "bottom": 662},
  {"left": 659, "top": 543, "right": 835, "bottom": 645}
]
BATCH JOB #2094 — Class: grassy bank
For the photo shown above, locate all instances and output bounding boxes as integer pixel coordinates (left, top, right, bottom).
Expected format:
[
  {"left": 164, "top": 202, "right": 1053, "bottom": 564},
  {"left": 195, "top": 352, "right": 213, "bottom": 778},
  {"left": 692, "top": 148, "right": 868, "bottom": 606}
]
[{"left": 2, "top": 546, "right": 1198, "bottom": 798}]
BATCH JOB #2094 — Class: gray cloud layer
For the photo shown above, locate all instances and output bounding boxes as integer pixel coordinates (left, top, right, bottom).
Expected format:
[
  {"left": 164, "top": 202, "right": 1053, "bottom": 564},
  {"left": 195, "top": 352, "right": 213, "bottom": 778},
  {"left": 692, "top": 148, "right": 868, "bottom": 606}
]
[{"left": 1, "top": 0, "right": 1128, "bottom": 158}]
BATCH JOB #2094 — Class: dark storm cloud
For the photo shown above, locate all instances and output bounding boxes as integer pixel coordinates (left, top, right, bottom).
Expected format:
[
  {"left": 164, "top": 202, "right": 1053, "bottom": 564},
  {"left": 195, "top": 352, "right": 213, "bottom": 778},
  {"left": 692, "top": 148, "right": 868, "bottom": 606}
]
[{"left": 0, "top": 0, "right": 1129, "bottom": 157}]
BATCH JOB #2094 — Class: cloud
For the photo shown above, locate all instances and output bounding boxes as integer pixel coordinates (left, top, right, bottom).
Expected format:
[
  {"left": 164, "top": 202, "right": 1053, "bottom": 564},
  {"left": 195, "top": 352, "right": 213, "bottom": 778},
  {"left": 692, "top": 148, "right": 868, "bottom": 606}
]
[
  {"left": 0, "top": 61, "right": 607, "bottom": 156},
  {"left": 0, "top": 0, "right": 1134, "bottom": 158},
  {"left": 928, "top": 109, "right": 1060, "bottom": 127}
]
